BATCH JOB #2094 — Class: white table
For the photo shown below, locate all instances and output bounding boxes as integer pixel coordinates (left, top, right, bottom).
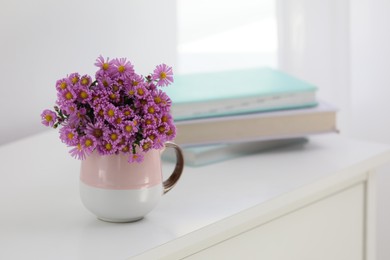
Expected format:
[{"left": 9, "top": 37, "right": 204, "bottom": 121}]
[{"left": 1, "top": 131, "right": 389, "bottom": 260}]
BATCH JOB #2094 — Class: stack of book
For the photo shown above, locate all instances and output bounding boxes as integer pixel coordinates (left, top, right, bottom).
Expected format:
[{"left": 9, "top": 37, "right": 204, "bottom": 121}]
[{"left": 163, "top": 67, "right": 338, "bottom": 166}]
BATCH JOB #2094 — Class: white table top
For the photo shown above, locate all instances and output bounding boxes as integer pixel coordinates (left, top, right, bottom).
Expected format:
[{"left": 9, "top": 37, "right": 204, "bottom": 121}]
[{"left": 1, "top": 131, "right": 390, "bottom": 260}]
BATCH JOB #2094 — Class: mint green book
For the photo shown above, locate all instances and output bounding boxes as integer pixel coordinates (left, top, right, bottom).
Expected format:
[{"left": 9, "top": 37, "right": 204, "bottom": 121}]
[{"left": 165, "top": 67, "right": 317, "bottom": 121}]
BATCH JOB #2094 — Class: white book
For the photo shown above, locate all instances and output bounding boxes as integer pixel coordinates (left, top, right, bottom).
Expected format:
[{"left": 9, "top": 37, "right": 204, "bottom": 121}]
[{"left": 173, "top": 101, "right": 338, "bottom": 146}]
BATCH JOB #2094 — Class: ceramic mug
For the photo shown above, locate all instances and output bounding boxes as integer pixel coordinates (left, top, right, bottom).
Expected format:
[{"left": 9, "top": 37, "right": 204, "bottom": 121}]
[{"left": 79, "top": 142, "right": 184, "bottom": 222}]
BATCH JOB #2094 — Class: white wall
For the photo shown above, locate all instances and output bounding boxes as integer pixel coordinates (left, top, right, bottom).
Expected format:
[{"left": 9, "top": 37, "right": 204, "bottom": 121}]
[
  {"left": 0, "top": 0, "right": 177, "bottom": 145},
  {"left": 277, "top": 1, "right": 390, "bottom": 259}
]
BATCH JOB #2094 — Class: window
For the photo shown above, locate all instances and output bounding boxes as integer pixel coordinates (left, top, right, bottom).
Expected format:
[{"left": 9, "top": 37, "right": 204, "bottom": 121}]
[{"left": 177, "top": 0, "right": 278, "bottom": 73}]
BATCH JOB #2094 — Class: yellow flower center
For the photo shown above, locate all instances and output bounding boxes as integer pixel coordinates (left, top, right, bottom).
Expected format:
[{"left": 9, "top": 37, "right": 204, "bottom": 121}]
[
  {"left": 85, "top": 139, "right": 92, "bottom": 147},
  {"left": 60, "top": 82, "right": 67, "bottom": 89},
  {"left": 67, "top": 132, "right": 74, "bottom": 140},
  {"left": 161, "top": 115, "right": 168, "bottom": 122},
  {"left": 160, "top": 72, "right": 167, "bottom": 79},
  {"left": 148, "top": 107, "right": 155, "bottom": 114},
  {"left": 124, "top": 110, "right": 131, "bottom": 116},
  {"left": 107, "top": 109, "right": 115, "bottom": 117},
  {"left": 154, "top": 97, "right": 162, "bottom": 104},
  {"left": 81, "top": 78, "right": 89, "bottom": 86},
  {"left": 125, "top": 125, "right": 132, "bottom": 132},
  {"left": 105, "top": 143, "right": 112, "bottom": 151},
  {"left": 102, "top": 63, "right": 109, "bottom": 70},
  {"left": 112, "top": 85, "right": 119, "bottom": 92},
  {"left": 132, "top": 81, "right": 139, "bottom": 86},
  {"left": 148, "top": 134, "right": 156, "bottom": 140},
  {"left": 118, "top": 65, "right": 125, "bottom": 73},
  {"left": 158, "top": 126, "right": 166, "bottom": 133},
  {"left": 110, "top": 133, "right": 118, "bottom": 141},
  {"left": 71, "top": 76, "right": 79, "bottom": 84},
  {"left": 137, "top": 88, "right": 144, "bottom": 96},
  {"left": 142, "top": 142, "right": 151, "bottom": 150},
  {"left": 65, "top": 92, "right": 73, "bottom": 100},
  {"left": 122, "top": 146, "right": 129, "bottom": 152},
  {"left": 116, "top": 117, "right": 122, "bottom": 124},
  {"left": 109, "top": 93, "right": 116, "bottom": 100},
  {"left": 80, "top": 91, "right": 88, "bottom": 99},
  {"left": 94, "top": 129, "right": 103, "bottom": 138},
  {"left": 45, "top": 114, "right": 52, "bottom": 122}
]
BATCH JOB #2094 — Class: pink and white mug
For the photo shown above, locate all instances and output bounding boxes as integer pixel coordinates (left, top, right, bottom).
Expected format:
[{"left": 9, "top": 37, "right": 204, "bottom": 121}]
[{"left": 79, "top": 142, "right": 184, "bottom": 222}]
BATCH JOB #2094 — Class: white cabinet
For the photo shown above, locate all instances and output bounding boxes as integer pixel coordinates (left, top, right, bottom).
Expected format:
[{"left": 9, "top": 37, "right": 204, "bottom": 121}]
[
  {"left": 185, "top": 184, "right": 364, "bottom": 260},
  {"left": 0, "top": 132, "right": 389, "bottom": 259}
]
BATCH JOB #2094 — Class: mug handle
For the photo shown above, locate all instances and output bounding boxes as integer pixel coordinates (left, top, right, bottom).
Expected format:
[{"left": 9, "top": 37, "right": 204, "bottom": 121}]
[{"left": 162, "top": 142, "right": 184, "bottom": 194}]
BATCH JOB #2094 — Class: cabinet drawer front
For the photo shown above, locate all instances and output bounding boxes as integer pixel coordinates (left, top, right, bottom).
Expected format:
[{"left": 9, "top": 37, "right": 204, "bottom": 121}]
[{"left": 185, "top": 184, "right": 364, "bottom": 260}]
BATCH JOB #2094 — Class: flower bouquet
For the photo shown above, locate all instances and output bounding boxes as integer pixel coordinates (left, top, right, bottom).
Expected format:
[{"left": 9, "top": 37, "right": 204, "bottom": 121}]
[{"left": 41, "top": 56, "right": 176, "bottom": 163}]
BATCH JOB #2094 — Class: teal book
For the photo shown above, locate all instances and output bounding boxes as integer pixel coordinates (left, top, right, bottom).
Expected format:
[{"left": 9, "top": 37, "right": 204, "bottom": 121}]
[{"left": 165, "top": 67, "right": 318, "bottom": 121}]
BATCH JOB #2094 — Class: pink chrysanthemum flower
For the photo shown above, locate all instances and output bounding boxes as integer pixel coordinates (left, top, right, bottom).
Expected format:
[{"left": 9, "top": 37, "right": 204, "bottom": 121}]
[
  {"left": 95, "top": 55, "right": 113, "bottom": 73},
  {"left": 80, "top": 135, "right": 97, "bottom": 154},
  {"left": 110, "top": 58, "right": 134, "bottom": 78},
  {"left": 139, "top": 139, "right": 153, "bottom": 153},
  {"left": 103, "top": 103, "right": 118, "bottom": 123},
  {"left": 128, "top": 152, "right": 144, "bottom": 163},
  {"left": 122, "top": 120, "right": 138, "bottom": 137},
  {"left": 121, "top": 106, "right": 134, "bottom": 119},
  {"left": 69, "top": 143, "right": 87, "bottom": 160},
  {"left": 142, "top": 114, "right": 157, "bottom": 130},
  {"left": 41, "top": 109, "right": 57, "bottom": 127},
  {"left": 77, "top": 86, "right": 92, "bottom": 104},
  {"left": 59, "top": 126, "right": 79, "bottom": 146},
  {"left": 152, "top": 89, "right": 172, "bottom": 109},
  {"left": 133, "top": 83, "right": 149, "bottom": 99},
  {"left": 79, "top": 75, "right": 92, "bottom": 87},
  {"left": 104, "top": 129, "right": 122, "bottom": 145},
  {"left": 68, "top": 73, "right": 80, "bottom": 85},
  {"left": 42, "top": 56, "right": 177, "bottom": 163},
  {"left": 57, "top": 88, "right": 77, "bottom": 106},
  {"left": 86, "top": 122, "right": 105, "bottom": 140},
  {"left": 97, "top": 138, "right": 117, "bottom": 155},
  {"left": 152, "top": 64, "right": 174, "bottom": 87},
  {"left": 55, "top": 78, "right": 71, "bottom": 92}
]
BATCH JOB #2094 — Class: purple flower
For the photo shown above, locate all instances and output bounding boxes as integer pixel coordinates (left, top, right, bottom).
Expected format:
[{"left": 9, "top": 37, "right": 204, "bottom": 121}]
[
  {"left": 104, "top": 128, "right": 122, "bottom": 146},
  {"left": 122, "top": 120, "right": 138, "bottom": 137},
  {"left": 133, "top": 83, "right": 149, "bottom": 99},
  {"left": 110, "top": 58, "right": 134, "bottom": 78},
  {"left": 57, "top": 88, "right": 77, "bottom": 107},
  {"left": 80, "top": 135, "right": 97, "bottom": 154},
  {"left": 97, "top": 138, "right": 116, "bottom": 155},
  {"left": 56, "top": 78, "right": 71, "bottom": 92},
  {"left": 41, "top": 56, "right": 177, "bottom": 163},
  {"left": 69, "top": 143, "right": 87, "bottom": 160},
  {"left": 68, "top": 73, "right": 80, "bottom": 85},
  {"left": 128, "top": 152, "right": 144, "bottom": 163},
  {"left": 59, "top": 126, "right": 79, "bottom": 146},
  {"left": 152, "top": 64, "right": 173, "bottom": 86},
  {"left": 86, "top": 122, "right": 106, "bottom": 140},
  {"left": 140, "top": 139, "right": 153, "bottom": 153},
  {"left": 77, "top": 85, "right": 92, "bottom": 104},
  {"left": 103, "top": 103, "right": 118, "bottom": 124},
  {"left": 79, "top": 75, "right": 92, "bottom": 87},
  {"left": 41, "top": 109, "right": 57, "bottom": 127},
  {"left": 95, "top": 55, "right": 114, "bottom": 74},
  {"left": 152, "top": 89, "right": 172, "bottom": 109}
]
